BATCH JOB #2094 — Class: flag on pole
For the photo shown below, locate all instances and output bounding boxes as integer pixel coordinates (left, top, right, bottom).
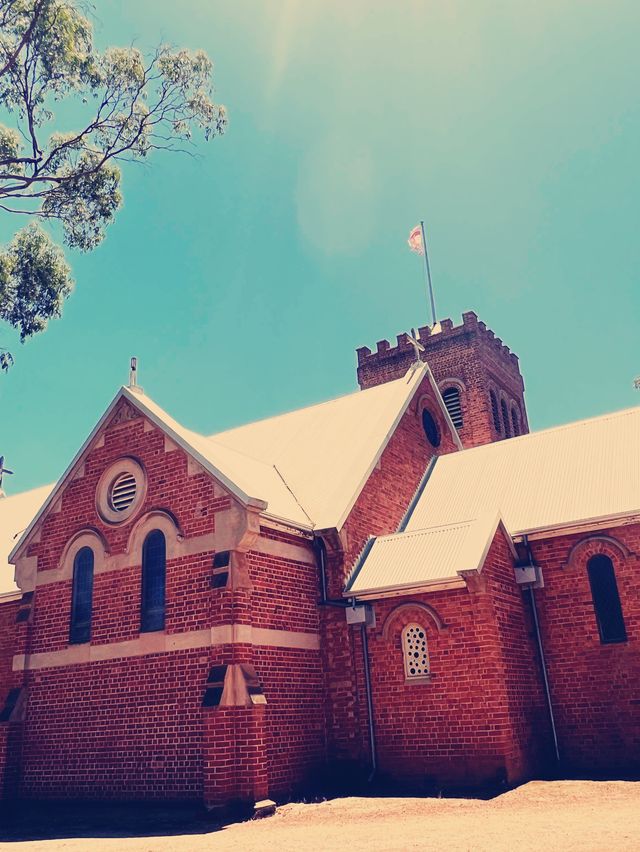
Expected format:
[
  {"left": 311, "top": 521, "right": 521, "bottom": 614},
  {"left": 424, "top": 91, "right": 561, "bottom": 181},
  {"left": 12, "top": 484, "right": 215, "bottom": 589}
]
[
  {"left": 408, "top": 224, "right": 424, "bottom": 255},
  {"left": 408, "top": 220, "right": 437, "bottom": 326}
]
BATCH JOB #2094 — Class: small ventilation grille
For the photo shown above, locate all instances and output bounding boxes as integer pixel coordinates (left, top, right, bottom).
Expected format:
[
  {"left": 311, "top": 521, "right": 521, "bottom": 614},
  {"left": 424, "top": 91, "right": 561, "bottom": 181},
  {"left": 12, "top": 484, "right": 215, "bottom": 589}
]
[
  {"left": 442, "top": 387, "right": 463, "bottom": 428},
  {"left": 403, "top": 624, "right": 429, "bottom": 678},
  {"left": 109, "top": 472, "right": 137, "bottom": 512}
]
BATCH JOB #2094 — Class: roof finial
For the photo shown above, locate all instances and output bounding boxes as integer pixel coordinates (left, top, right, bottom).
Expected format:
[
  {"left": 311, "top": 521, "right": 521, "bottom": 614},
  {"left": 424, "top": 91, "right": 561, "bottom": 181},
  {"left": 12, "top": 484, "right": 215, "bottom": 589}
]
[
  {"left": 0, "top": 455, "right": 14, "bottom": 497},
  {"left": 407, "top": 328, "right": 425, "bottom": 364},
  {"left": 128, "top": 356, "right": 143, "bottom": 395}
]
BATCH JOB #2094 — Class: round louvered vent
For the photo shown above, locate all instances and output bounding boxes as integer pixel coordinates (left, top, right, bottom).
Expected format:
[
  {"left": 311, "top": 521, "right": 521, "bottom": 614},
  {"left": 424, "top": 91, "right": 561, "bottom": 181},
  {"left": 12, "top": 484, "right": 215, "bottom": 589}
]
[{"left": 109, "top": 472, "right": 137, "bottom": 512}]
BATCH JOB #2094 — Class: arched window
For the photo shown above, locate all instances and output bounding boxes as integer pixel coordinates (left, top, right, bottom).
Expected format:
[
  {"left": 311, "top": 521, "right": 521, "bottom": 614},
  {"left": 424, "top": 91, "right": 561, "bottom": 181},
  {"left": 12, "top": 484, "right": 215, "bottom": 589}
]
[
  {"left": 70, "top": 546, "right": 94, "bottom": 644},
  {"left": 490, "top": 390, "right": 501, "bottom": 435},
  {"left": 500, "top": 398, "right": 511, "bottom": 438},
  {"left": 421, "top": 408, "right": 441, "bottom": 448},
  {"left": 587, "top": 555, "right": 627, "bottom": 644},
  {"left": 511, "top": 404, "right": 520, "bottom": 437},
  {"left": 402, "top": 623, "right": 430, "bottom": 679},
  {"left": 442, "top": 386, "right": 463, "bottom": 428},
  {"left": 141, "top": 530, "right": 166, "bottom": 633}
]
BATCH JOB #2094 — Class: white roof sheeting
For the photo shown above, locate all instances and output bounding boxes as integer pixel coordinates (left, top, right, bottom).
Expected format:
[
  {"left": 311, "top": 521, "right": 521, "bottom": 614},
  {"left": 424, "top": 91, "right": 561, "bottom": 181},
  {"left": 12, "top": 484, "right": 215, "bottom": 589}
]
[
  {"left": 127, "top": 389, "right": 312, "bottom": 528},
  {"left": 346, "top": 512, "right": 504, "bottom": 597},
  {"left": 208, "top": 364, "right": 433, "bottom": 530},
  {"left": 7, "top": 364, "right": 438, "bottom": 568},
  {"left": 0, "top": 484, "right": 54, "bottom": 595},
  {"left": 406, "top": 406, "right": 640, "bottom": 537}
]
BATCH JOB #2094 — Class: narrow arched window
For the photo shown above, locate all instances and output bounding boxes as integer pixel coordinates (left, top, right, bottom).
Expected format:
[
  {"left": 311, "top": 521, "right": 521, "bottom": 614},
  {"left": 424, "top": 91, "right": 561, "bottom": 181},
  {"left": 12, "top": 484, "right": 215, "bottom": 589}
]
[
  {"left": 141, "top": 530, "right": 166, "bottom": 633},
  {"left": 70, "top": 547, "right": 94, "bottom": 644},
  {"left": 421, "top": 408, "right": 441, "bottom": 448},
  {"left": 511, "top": 404, "right": 520, "bottom": 437},
  {"left": 500, "top": 398, "right": 511, "bottom": 438},
  {"left": 587, "top": 555, "right": 626, "bottom": 644},
  {"left": 490, "top": 390, "right": 501, "bottom": 434},
  {"left": 402, "top": 623, "right": 430, "bottom": 679},
  {"left": 442, "top": 387, "right": 463, "bottom": 428}
]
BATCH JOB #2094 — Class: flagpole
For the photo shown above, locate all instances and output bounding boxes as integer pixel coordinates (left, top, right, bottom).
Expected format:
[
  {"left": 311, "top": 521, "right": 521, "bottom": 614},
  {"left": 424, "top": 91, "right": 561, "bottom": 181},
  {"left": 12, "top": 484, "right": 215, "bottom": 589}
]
[{"left": 420, "top": 220, "right": 437, "bottom": 326}]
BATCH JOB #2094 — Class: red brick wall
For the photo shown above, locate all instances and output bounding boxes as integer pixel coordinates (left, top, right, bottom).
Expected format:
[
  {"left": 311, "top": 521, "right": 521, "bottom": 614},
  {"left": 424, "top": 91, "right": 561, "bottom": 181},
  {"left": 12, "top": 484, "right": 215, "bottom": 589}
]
[
  {"left": 0, "top": 598, "right": 19, "bottom": 702},
  {"left": 20, "top": 650, "right": 208, "bottom": 799},
  {"left": 356, "top": 312, "right": 528, "bottom": 448},
  {"left": 321, "top": 374, "right": 458, "bottom": 765},
  {"left": 350, "top": 530, "right": 549, "bottom": 790},
  {"left": 531, "top": 523, "right": 640, "bottom": 774},
  {"left": 0, "top": 597, "right": 20, "bottom": 793},
  {"left": 11, "top": 405, "right": 222, "bottom": 800},
  {"left": 247, "top": 540, "right": 326, "bottom": 798},
  {"left": 478, "top": 529, "right": 551, "bottom": 781},
  {"left": 7, "top": 399, "right": 327, "bottom": 804}
]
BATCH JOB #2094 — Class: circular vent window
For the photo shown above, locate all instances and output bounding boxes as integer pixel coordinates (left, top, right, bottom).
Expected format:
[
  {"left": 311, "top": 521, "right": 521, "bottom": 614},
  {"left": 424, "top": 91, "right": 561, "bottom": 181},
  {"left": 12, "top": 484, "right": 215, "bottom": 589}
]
[
  {"left": 109, "top": 472, "right": 137, "bottom": 512},
  {"left": 96, "top": 458, "right": 146, "bottom": 524}
]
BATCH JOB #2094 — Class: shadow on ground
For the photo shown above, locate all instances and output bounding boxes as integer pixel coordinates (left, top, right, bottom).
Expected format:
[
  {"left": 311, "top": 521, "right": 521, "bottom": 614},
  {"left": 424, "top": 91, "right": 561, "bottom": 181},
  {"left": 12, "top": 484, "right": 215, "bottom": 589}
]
[{"left": 0, "top": 801, "right": 228, "bottom": 842}]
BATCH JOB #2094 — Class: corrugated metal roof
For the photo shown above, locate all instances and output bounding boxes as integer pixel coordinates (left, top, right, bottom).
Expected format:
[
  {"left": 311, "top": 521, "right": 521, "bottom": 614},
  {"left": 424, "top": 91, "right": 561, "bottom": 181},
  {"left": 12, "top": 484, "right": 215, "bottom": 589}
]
[
  {"left": 8, "top": 365, "right": 437, "bottom": 567},
  {"left": 0, "top": 484, "right": 53, "bottom": 594},
  {"left": 345, "top": 512, "right": 502, "bottom": 596},
  {"left": 406, "top": 406, "right": 640, "bottom": 537},
  {"left": 129, "top": 389, "right": 312, "bottom": 527},
  {"left": 208, "top": 364, "right": 432, "bottom": 530}
]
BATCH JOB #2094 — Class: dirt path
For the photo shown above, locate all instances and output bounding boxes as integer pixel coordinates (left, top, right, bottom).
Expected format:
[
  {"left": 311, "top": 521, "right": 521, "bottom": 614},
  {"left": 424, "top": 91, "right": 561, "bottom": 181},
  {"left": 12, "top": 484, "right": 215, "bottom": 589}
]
[{"left": 2, "top": 781, "right": 639, "bottom": 852}]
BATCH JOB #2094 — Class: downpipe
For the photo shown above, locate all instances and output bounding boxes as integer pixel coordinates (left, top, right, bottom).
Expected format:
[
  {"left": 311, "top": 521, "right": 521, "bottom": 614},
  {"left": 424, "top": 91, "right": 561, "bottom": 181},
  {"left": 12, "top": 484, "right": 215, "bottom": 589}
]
[
  {"left": 360, "top": 621, "right": 377, "bottom": 780},
  {"left": 528, "top": 585, "right": 560, "bottom": 764}
]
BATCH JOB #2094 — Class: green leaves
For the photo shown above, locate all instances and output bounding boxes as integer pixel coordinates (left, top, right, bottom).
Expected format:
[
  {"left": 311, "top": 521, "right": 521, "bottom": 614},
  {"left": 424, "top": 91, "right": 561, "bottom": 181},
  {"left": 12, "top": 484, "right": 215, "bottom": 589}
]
[
  {"left": 43, "top": 154, "right": 122, "bottom": 250},
  {"left": 0, "top": 222, "right": 73, "bottom": 342},
  {"left": 0, "top": 0, "right": 226, "bottom": 368}
]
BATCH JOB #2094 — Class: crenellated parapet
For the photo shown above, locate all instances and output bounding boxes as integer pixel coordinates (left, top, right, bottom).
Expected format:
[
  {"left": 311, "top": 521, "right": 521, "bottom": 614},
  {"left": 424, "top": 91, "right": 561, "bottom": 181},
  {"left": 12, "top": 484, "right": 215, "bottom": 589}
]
[
  {"left": 356, "top": 311, "right": 521, "bottom": 372},
  {"left": 356, "top": 311, "right": 528, "bottom": 448}
]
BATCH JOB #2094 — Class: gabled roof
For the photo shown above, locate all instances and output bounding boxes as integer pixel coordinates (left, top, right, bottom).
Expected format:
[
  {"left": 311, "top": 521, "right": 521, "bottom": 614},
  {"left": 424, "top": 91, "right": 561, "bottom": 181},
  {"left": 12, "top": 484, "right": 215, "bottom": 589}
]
[
  {"left": 208, "top": 362, "right": 457, "bottom": 530},
  {"left": 405, "top": 406, "right": 640, "bottom": 538},
  {"left": 8, "top": 362, "right": 452, "bottom": 573},
  {"left": 0, "top": 484, "right": 54, "bottom": 595},
  {"left": 7, "top": 386, "right": 312, "bottom": 567},
  {"left": 345, "top": 512, "right": 508, "bottom": 598}
]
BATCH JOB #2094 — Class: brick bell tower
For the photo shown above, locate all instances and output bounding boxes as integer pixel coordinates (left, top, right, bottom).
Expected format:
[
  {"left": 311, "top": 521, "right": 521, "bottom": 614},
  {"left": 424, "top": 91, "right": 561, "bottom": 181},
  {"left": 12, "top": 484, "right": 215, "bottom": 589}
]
[{"left": 356, "top": 311, "right": 528, "bottom": 449}]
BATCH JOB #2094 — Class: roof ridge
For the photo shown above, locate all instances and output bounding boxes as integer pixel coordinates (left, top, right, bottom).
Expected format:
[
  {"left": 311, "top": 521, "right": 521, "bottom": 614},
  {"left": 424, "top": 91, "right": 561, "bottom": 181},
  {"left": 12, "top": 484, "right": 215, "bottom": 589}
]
[
  {"left": 453, "top": 404, "right": 640, "bottom": 459},
  {"left": 208, "top": 367, "right": 424, "bottom": 440},
  {"left": 379, "top": 518, "right": 477, "bottom": 541}
]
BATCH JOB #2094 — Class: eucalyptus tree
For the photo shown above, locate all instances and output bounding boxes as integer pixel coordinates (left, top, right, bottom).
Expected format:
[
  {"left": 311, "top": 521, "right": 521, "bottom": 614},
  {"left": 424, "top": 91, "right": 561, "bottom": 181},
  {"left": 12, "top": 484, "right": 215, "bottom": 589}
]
[{"left": 0, "top": 0, "right": 226, "bottom": 370}]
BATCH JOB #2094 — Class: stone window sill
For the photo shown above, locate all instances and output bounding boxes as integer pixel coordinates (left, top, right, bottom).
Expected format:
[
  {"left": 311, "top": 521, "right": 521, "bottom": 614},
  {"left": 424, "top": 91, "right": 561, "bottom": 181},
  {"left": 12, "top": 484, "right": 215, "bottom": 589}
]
[{"left": 404, "top": 675, "right": 432, "bottom": 685}]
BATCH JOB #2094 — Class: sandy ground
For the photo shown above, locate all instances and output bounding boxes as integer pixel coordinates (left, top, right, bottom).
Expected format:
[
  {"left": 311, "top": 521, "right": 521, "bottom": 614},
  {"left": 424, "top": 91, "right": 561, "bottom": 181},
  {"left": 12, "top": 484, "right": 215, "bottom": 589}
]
[{"left": 1, "top": 781, "right": 639, "bottom": 852}]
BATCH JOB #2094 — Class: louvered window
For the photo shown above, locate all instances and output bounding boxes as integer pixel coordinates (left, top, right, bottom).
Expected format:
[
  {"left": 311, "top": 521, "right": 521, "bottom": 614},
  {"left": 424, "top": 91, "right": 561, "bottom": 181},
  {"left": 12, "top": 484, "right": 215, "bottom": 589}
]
[
  {"left": 511, "top": 405, "right": 520, "bottom": 437},
  {"left": 490, "top": 390, "right": 501, "bottom": 434},
  {"left": 442, "top": 387, "right": 463, "bottom": 428},
  {"left": 109, "top": 472, "right": 137, "bottom": 512},
  {"left": 402, "top": 623, "right": 430, "bottom": 679},
  {"left": 141, "top": 530, "right": 166, "bottom": 633},
  {"left": 587, "top": 555, "right": 627, "bottom": 644},
  {"left": 70, "top": 547, "right": 94, "bottom": 644},
  {"left": 500, "top": 398, "right": 511, "bottom": 438}
]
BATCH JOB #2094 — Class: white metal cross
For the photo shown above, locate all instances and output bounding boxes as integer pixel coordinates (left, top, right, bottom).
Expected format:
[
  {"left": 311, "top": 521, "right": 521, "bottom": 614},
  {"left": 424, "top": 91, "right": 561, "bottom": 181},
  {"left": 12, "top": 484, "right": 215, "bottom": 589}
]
[{"left": 406, "top": 328, "right": 425, "bottom": 363}]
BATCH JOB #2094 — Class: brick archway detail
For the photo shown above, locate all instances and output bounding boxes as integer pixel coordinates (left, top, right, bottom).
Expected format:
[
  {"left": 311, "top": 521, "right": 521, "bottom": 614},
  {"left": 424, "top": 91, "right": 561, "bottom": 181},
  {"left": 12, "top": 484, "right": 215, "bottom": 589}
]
[
  {"left": 125, "top": 509, "right": 184, "bottom": 559},
  {"left": 58, "top": 527, "right": 110, "bottom": 573},
  {"left": 563, "top": 534, "right": 634, "bottom": 571},
  {"left": 381, "top": 601, "right": 445, "bottom": 640}
]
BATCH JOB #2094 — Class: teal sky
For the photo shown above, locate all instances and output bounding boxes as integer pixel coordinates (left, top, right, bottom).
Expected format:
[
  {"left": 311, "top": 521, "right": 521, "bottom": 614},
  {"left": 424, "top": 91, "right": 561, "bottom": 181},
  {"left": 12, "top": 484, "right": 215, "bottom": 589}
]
[{"left": 2, "top": 1, "right": 639, "bottom": 494}]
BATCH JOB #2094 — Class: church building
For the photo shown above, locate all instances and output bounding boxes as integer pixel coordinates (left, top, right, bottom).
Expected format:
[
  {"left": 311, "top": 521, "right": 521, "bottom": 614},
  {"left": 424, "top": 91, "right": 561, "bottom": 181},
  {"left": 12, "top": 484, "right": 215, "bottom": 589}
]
[{"left": 0, "top": 310, "right": 638, "bottom": 810}]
